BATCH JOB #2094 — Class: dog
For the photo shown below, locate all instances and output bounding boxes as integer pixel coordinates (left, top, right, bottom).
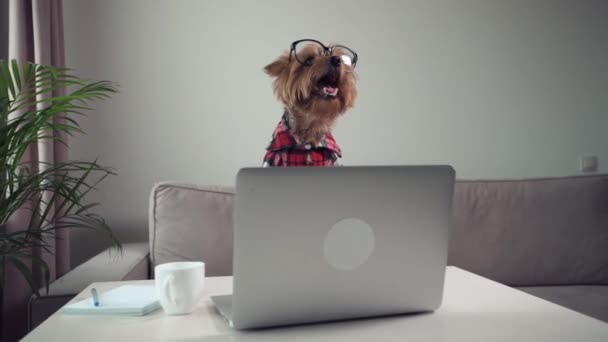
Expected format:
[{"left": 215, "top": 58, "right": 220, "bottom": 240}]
[{"left": 262, "top": 39, "right": 358, "bottom": 167}]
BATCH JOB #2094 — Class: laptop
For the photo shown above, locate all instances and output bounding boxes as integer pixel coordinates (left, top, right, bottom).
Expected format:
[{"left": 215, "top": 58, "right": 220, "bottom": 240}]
[{"left": 211, "top": 165, "right": 455, "bottom": 329}]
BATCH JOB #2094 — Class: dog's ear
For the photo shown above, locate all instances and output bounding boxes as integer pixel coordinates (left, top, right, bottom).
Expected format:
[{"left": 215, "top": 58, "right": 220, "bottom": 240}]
[{"left": 264, "top": 54, "right": 289, "bottom": 77}]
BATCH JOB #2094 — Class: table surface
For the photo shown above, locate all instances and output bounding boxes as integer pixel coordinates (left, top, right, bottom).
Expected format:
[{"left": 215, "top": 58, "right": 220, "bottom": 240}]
[{"left": 24, "top": 267, "right": 608, "bottom": 342}]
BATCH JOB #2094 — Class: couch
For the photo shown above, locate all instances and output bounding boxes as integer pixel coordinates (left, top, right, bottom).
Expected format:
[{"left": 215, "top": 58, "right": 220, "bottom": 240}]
[{"left": 28, "top": 175, "right": 608, "bottom": 330}]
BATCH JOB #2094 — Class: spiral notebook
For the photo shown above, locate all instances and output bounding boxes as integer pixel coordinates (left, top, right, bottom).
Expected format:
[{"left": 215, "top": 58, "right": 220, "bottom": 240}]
[{"left": 62, "top": 285, "right": 161, "bottom": 316}]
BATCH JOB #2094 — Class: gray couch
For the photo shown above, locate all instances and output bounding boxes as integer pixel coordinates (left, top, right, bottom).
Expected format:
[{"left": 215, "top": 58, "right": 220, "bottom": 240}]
[{"left": 29, "top": 175, "right": 608, "bottom": 330}]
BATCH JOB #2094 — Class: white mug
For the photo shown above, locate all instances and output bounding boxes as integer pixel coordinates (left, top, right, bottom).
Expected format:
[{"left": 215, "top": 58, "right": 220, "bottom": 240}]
[{"left": 155, "top": 261, "right": 205, "bottom": 315}]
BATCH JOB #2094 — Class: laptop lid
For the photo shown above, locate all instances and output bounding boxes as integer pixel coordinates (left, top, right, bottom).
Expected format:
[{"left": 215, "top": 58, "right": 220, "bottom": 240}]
[{"left": 231, "top": 165, "right": 455, "bottom": 329}]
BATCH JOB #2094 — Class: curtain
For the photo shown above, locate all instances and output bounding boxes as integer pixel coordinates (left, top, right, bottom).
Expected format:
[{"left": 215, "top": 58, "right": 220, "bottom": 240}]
[{"left": 4, "top": 0, "right": 67, "bottom": 340}]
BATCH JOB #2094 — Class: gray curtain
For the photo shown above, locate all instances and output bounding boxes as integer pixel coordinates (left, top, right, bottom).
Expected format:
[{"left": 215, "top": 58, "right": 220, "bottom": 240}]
[
  {"left": 4, "top": 1, "right": 67, "bottom": 340},
  {"left": 0, "top": 0, "right": 7, "bottom": 60}
]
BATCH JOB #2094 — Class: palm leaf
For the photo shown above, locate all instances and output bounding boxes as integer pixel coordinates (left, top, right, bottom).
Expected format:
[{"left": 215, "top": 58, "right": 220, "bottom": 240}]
[
  {"left": 10, "top": 59, "right": 22, "bottom": 92},
  {"left": 2, "top": 253, "right": 51, "bottom": 296},
  {"left": 0, "top": 61, "right": 16, "bottom": 100},
  {"left": 0, "top": 59, "right": 120, "bottom": 295},
  {"left": 6, "top": 256, "right": 39, "bottom": 296}
]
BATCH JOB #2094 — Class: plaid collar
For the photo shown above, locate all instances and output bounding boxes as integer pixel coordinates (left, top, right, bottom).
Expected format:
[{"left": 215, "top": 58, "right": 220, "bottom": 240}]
[{"left": 266, "top": 111, "right": 342, "bottom": 157}]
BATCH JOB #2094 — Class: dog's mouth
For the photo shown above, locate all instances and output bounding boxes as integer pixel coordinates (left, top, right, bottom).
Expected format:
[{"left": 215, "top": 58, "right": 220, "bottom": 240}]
[
  {"left": 315, "top": 73, "right": 340, "bottom": 99},
  {"left": 322, "top": 86, "right": 339, "bottom": 97}
]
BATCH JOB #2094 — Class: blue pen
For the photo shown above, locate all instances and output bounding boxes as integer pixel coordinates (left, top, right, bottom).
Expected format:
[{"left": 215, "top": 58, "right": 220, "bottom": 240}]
[{"left": 91, "top": 288, "right": 100, "bottom": 307}]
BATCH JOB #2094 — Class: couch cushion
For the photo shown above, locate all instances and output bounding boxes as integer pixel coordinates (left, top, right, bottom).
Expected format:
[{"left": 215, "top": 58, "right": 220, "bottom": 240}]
[
  {"left": 449, "top": 175, "right": 608, "bottom": 286},
  {"left": 517, "top": 285, "right": 608, "bottom": 323},
  {"left": 149, "top": 182, "right": 234, "bottom": 276}
]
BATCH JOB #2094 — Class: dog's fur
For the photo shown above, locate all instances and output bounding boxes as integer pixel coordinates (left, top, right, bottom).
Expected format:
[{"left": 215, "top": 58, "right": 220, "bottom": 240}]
[{"left": 264, "top": 42, "right": 357, "bottom": 145}]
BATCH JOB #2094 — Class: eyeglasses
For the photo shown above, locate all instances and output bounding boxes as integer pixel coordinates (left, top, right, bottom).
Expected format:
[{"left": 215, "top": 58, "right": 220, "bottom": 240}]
[{"left": 289, "top": 39, "right": 358, "bottom": 69}]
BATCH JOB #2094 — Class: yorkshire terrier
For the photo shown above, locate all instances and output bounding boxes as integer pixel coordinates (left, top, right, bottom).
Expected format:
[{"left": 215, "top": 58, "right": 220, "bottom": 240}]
[{"left": 262, "top": 39, "right": 358, "bottom": 167}]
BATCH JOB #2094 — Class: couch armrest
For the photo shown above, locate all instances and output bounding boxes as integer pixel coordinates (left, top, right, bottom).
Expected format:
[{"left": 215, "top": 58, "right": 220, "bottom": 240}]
[
  {"left": 28, "top": 242, "right": 150, "bottom": 330},
  {"left": 44, "top": 241, "right": 150, "bottom": 294}
]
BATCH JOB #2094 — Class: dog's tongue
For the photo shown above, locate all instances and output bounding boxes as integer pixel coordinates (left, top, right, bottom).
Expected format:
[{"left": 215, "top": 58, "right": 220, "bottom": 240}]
[{"left": 323, "top": 87, "right": 339, "bottom": 96}]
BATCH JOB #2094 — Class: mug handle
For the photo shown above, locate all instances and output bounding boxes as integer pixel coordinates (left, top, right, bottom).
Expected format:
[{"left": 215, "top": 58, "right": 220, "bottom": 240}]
[{"left": 162, "top": 275, "right": 177, "bottom": 304}]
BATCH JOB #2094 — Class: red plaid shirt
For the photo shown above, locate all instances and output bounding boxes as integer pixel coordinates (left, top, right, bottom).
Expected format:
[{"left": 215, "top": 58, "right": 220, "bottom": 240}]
[{"left": 263, "top": 112, "right": 342, "bottom": 167}]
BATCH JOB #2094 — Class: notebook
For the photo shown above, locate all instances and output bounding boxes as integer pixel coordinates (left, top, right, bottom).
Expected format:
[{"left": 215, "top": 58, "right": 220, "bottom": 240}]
[{"left": 62, "top": 285, "right": 161, "bottom": 316}]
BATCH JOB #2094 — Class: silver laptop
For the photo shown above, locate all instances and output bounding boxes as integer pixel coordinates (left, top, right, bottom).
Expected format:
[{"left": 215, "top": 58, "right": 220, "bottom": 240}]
[{"left": 212, "top": 165, "right": 455, "bottom": 330}]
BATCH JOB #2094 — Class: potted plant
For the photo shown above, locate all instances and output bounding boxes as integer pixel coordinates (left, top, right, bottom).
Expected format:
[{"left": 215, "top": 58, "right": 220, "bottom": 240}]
[{"left": 0, "top": 59, "right": 120, "bottom": 333}]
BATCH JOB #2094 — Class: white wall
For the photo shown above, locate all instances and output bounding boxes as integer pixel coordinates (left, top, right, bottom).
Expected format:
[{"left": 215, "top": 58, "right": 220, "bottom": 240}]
[{"left": 63, "top": 0, "right": 608, "bottom": 267}]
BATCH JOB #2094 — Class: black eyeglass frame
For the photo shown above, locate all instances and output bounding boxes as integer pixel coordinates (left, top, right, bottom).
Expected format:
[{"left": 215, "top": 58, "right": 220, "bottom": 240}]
[{"left": 288, "top": 39, "right": 358, "bottom": 68}]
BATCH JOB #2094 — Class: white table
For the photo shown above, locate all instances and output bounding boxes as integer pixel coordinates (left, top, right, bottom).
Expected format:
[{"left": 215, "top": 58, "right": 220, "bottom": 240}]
[{"left": 24, "top": 267, "right": 608, "bottom": 341}]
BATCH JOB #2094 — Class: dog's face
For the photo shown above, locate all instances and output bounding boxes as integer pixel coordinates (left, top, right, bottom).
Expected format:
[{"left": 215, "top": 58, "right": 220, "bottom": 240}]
[{"left": 264, "top": 41, "right": 358, "bottom": 127}]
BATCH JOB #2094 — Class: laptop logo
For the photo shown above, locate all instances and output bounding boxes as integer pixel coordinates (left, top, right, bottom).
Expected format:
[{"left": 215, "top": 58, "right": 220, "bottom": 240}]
[{"left": 323, "top": 218, "right": 376, "bottom": 271}]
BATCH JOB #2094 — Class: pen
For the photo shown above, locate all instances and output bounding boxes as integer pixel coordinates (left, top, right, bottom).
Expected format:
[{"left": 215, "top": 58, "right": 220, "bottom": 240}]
[{"left": 91, "top": 288, "right": 100, "bottom": 307}]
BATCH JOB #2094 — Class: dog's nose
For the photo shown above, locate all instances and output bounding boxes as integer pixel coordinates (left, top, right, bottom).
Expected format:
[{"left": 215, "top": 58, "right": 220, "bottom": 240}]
[{"left": 330, "top": 56, "right": 342, "bottom": 67}]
